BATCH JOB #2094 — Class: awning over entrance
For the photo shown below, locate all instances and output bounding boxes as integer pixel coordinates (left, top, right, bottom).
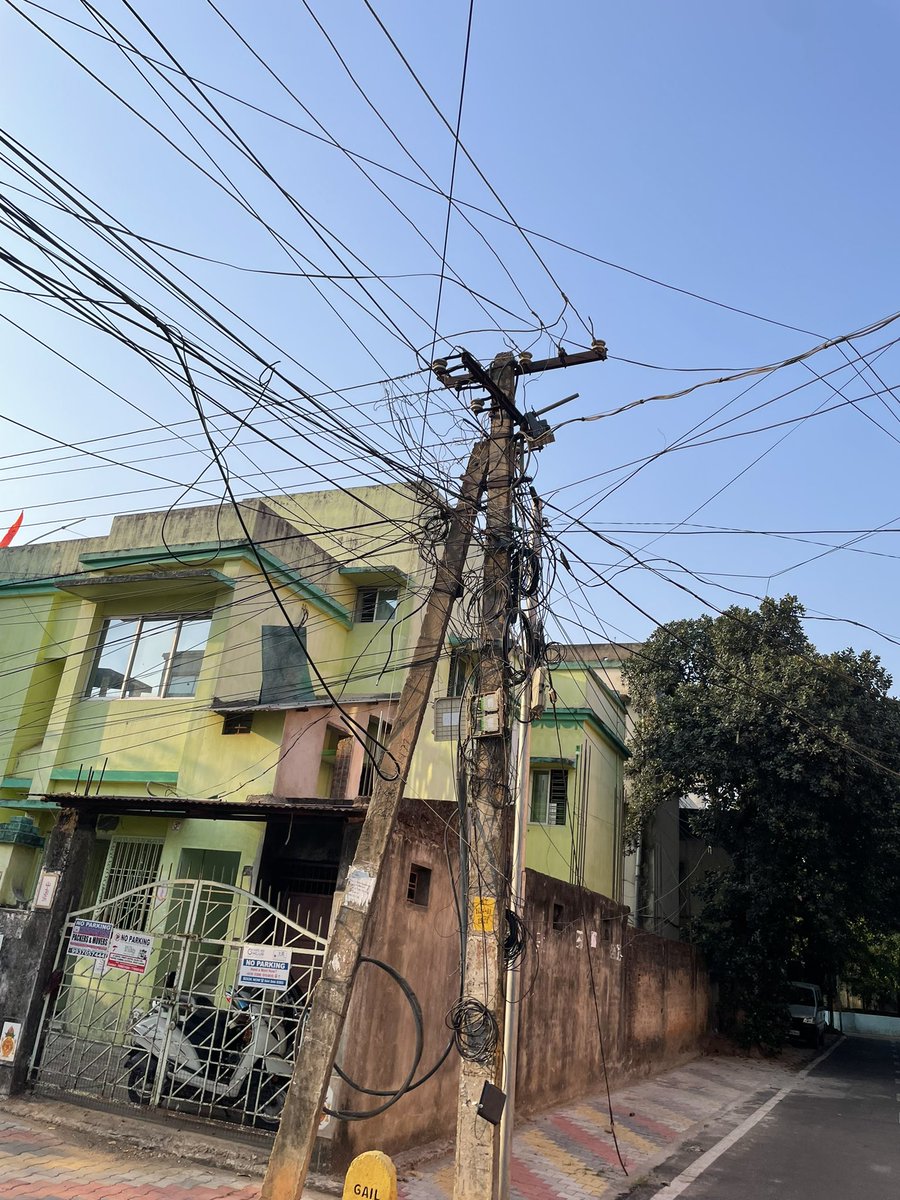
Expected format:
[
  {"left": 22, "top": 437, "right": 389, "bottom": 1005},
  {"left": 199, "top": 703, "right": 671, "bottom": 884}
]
[{"left": 49, "top": 793, "right": 369, "bottom": 821}]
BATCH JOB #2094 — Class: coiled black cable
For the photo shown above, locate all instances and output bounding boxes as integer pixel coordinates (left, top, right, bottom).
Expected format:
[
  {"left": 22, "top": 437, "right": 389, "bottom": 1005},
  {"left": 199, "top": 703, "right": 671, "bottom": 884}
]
[
  {"left": 446, "top": 997, "right": 499, "bottom": 1065},
  {"left": 503, "top": 908, "right": 527, "bottom": 968}
]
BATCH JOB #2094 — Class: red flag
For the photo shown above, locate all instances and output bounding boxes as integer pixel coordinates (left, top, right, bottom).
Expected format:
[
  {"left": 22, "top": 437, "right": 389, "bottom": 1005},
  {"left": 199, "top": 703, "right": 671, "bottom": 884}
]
[{"left": 0, "top": 512, "right": 24, "bottom": 547}]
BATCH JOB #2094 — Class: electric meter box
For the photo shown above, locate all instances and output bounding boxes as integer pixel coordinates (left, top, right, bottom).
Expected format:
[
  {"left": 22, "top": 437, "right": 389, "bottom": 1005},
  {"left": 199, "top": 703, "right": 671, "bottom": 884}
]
[{"left": 471, "top": 689, "right": 504, "bottom": 737}]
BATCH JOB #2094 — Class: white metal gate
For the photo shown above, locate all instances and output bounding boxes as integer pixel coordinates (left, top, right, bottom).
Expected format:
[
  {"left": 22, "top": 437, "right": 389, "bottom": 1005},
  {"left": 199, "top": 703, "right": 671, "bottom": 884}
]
[{"left": 31, "top": 878, "right": 327, "bottom": 1131}]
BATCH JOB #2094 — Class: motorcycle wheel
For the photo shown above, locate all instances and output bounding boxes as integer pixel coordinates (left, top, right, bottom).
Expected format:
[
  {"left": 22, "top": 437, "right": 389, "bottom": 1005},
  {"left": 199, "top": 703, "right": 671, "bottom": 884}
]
[
  {"left": 251, "top": 1074, "right": 287, "bottom": 1130},
  {"left": 125, "top": 1051, "right": 164, "bottom": 1106}
]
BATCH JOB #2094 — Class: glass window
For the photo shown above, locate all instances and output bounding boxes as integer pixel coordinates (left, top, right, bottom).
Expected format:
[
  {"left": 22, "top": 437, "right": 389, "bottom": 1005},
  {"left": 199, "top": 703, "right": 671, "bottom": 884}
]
[
  {"left": 166, "top": 616, "right": 212, "bottom": 696},
  {"left": 448, "top": 648, "right": 476, "bottom": 697},
  {"left": 86, "top": 614, "right": 211, "bottom": 699},
  {"left": 356, "top": 587, "right": 399, "bottom": 623},
  {"left": 86, "top": 618, "right": 137, "bottom": 698},
  {"left": 788, "top": 985, "right": 816, "bottom": 1007},
  {"left": 530, "top": 768, "right": 569, "bottom": 826},
  {"left": 124, "top": 618, "right": 172, "bottom": 697}
]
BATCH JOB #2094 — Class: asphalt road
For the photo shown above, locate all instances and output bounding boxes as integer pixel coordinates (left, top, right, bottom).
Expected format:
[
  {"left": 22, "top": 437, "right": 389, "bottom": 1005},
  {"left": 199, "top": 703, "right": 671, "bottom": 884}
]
[{"left": 648, "top": 1036, "right": 899, "bottom": 1200}]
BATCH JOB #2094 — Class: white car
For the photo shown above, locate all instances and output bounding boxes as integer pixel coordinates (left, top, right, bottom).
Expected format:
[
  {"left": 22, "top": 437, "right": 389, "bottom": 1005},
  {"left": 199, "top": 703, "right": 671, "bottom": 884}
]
[{"left": 787, "top": 981, "right": 827, "bottom": 1048}]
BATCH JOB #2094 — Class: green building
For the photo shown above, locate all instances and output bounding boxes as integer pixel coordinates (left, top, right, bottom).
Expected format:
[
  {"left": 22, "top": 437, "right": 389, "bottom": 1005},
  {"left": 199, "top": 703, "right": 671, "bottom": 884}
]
[{"left": 0, "top": 487, "right": 629, "bottom": 912}]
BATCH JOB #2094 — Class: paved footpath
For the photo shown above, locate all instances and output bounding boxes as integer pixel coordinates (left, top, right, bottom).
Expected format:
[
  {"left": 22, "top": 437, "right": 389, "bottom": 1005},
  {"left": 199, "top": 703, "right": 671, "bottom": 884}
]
[
  {"left": 397, "top": 1052, "right": 811, "bottom": 1200},
  {"left": 0, "top": 1112, "right": 265, "bottom": 1200},
  {"left": 0, "top": 1051, "right": 811, "bottom": 1200}
]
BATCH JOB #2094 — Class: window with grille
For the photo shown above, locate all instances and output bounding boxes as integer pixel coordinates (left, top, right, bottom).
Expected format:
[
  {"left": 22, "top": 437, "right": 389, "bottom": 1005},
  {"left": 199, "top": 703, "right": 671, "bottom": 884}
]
[
  {"left": 86, "top": 614, "right": 212, "bottom": 699},
  {"left": 222, "top": 711, "right": 253, "bottom": 734},
  {"left": 94, "top": 838, "right": 164, "bottom": 929},
  {"left": 530, "top": 768, "right": 569, "bottom": 826},
  {"left": 407, "top": 864, "right": 432, "bottom": 907},
  {"left": 355, "top": 587, "right": 399, "bottom": 623}
]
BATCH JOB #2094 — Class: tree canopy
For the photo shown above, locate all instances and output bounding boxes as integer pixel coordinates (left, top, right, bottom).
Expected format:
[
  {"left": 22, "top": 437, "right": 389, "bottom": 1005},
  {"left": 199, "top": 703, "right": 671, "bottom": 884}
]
[{"left": 623, "top": 596, "right": 900, "bottom": 1046}]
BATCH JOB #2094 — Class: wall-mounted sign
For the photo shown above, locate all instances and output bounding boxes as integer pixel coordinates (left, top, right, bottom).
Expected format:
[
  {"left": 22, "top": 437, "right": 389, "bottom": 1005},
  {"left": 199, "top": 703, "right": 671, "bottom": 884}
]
[
  {"left": 237, "top": 944, "right": 291, "bottom": 990},
  {"left": 0, "top": 1021, "right": 22, "bottom": 1064},
  {"left": 68, "top": 919, "right": 114, "bottom": 960},
  {"left": 33, "top": 869, "right": 60, "bottom": 909},
  {"left": 106, "top": 929, "right": 153, "bottom": 975}
]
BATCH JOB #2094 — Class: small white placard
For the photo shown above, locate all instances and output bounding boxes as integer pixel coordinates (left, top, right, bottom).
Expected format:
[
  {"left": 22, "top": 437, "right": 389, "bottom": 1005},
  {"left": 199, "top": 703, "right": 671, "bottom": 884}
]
[
  {"left": 237, "top": 944, "right": 291, "bottom": 990},
  {"left": 344, "top": 866, "right": 376, "bottom": 912},
  {"left": 106, "top": 929, "right": 153, "bottom": 974},
  {"left": 33, "top": 870, "right": 60, "bottom": 909}
]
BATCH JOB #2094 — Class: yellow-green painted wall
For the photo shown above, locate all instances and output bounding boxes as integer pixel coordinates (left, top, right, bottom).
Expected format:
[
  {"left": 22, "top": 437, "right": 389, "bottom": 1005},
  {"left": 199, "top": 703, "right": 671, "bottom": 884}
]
[{"left": 523, "top": 664, "right": 627, "bottom": 899}]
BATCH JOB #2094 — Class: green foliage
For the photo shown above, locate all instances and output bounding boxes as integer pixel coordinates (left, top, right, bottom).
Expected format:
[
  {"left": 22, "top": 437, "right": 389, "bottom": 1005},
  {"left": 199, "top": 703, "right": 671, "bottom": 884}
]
[
  {"left": 841, "top": 920, "right": 900, "bottom": 1011},
  {"left": 623, "top": 596, "right": 900, "bottom": 1048}
]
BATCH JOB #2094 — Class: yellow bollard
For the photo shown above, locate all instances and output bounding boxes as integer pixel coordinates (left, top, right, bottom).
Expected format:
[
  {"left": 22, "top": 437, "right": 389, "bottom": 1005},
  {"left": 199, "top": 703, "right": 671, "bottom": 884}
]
[{"left": 342, "top": 1149, "right": 397, "bottom": 1200}]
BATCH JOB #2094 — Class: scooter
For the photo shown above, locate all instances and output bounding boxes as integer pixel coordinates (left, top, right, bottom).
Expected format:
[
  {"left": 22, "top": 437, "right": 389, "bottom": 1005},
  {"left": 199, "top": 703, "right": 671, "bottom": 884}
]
[{"left": 124, "top": 980, "right": 303, "bottom": 1127}]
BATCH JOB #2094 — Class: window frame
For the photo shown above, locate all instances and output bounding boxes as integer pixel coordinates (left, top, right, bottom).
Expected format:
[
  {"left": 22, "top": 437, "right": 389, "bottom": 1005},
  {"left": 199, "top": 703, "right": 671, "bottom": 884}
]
[
  {"left": 529, "top": 767, "right": 570, "bottom": 827},
  {"left": 86, "top": 612, "right": 212, "bottom": 700},
  {"left": 406, "top": 864, "right": 432, "bottom": 907},
  {"left": 359, "top": 714, "right": 393, "bottom": 796},
  {"left": 93, "top": 836, "right": 164, "bottom": 931},
  {"left": 448, "top": 647, "right": 476, "bottom": 698},
  {"left": 355, "top": 586, "right": 400, "bottom": 624}
]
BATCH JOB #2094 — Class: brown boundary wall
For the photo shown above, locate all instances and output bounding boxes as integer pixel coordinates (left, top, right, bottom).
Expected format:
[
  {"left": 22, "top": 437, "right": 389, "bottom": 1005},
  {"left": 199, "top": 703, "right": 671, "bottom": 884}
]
[{"left": 322, "top": 802, "right": 710, "bottom": 1170}]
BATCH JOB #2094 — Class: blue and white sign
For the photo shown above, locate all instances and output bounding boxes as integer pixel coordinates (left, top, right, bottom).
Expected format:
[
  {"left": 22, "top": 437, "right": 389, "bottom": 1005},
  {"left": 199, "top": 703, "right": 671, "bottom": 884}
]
[
  {"left": 237, "top": 944, "right": 291, "bottom": 990},
  {"left": 68, "top": 919, "right": 113, "bottom": 960}
]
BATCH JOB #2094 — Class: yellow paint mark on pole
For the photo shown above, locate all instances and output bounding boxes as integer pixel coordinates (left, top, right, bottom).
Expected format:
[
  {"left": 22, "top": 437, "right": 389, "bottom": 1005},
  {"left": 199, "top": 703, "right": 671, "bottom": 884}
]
[
  {"left": 342, "top": 1150, "right": 397, "bottom": 1200},
  {"left": 472, "top": 895, "right": 496, "bottom": 933}
]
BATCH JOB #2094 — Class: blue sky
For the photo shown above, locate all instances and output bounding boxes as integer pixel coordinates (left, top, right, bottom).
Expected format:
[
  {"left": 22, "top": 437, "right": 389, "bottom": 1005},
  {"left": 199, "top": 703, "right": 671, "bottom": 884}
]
[{"left": 2, "top": 1, "right": 900, "bottom": 680}]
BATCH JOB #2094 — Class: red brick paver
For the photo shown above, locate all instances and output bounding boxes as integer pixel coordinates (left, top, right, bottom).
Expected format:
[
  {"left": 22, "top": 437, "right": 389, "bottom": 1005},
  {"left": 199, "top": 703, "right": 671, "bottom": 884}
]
[{"left": 0, "top": 1113, "right": 262, "bottom": 1200}]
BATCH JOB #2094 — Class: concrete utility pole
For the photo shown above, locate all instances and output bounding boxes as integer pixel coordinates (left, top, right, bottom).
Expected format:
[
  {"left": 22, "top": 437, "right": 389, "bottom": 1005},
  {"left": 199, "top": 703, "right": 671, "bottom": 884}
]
[
  {"left": 452, "top": 352, "right": 518, "bottom": 1200},
  {"left": 437, "top": 340, "right": 607, "bottom": 1200},
  {"left": 261, "top": 440, "right": 489, "bottom": 1200},
  {"left": 497, "top": 490, "right": 543, "bottom": 1200},
  {"left": 262, "top": 339, "right": 607, "bottom": 1200}
]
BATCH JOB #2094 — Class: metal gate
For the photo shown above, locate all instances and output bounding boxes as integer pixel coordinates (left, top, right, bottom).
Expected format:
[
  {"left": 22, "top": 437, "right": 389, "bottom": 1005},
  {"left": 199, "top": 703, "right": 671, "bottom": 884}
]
[{"left": 31, "top": 878, "right": 327, "bottom": 1131}]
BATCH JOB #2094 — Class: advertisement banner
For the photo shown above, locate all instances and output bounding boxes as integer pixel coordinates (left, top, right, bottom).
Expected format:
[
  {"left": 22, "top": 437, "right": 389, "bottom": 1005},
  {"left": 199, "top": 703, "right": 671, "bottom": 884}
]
[
  {"left": 237, "top": 944, "right": 291, "bottom": 990},
  {"left": 68, "top": 919, "right": 114, "bottom": 960}
]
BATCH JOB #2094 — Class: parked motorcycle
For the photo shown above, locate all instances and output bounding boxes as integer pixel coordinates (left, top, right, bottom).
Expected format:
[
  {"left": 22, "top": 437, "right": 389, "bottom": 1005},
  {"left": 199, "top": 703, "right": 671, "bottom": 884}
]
[{"left": 124, "top": 979, "right": 305, "bottom": 1127}]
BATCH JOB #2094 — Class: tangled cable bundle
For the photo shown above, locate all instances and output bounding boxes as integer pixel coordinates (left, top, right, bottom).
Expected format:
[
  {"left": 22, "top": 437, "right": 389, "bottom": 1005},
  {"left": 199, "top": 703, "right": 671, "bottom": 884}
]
[
  {"left": 446, "top": 997, "right": 500, "bottom": 1065},
  {"left": 503, "top": 908, "right": 527, "bottom": 968}
]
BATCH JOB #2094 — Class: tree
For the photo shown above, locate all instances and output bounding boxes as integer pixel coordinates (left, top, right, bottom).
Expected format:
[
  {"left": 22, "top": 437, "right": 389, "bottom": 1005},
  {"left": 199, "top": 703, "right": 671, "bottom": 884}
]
[
  {"left": 840, "top": 920, "right": 900, "bottom": 1013},
  {"left": 623, "top": 596, "right": 900, "bottom": 1048}
]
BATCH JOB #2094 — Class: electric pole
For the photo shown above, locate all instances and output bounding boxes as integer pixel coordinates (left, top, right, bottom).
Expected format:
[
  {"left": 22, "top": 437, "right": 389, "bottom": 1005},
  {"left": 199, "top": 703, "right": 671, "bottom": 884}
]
[
  {"left": 262, "top": 338, "right": 607, "bottom": 1200},
  {"left": 452, "top": 352, "right": 518, "bottom": 1200},
  {"left": 437, "top": 340, "right": 607, "bottom": 1200},
  {"left": 261, "top": 439, "right": 488, "bottom": 1200},
  {"left": 497, "top": 490, "right": 543, "bottom": 1200}
]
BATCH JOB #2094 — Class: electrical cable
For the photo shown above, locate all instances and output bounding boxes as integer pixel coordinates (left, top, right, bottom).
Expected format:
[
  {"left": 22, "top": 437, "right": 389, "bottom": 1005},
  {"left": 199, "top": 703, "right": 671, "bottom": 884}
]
[
  {"left": 323, "top": 956, "right": 423, "bottom": 1120},
  {"left": 445, "top": 997, "right": 499, "bottom": 1065}
]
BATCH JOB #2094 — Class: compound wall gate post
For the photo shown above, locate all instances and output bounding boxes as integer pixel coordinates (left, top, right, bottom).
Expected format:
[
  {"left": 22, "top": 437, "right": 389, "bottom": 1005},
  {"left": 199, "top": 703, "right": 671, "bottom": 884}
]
[{"left": 0, "top": 807, "right": 98, "bottom": 1097}]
